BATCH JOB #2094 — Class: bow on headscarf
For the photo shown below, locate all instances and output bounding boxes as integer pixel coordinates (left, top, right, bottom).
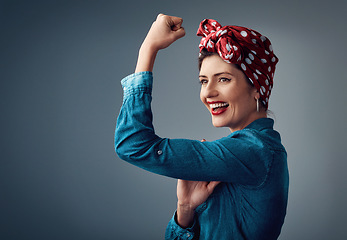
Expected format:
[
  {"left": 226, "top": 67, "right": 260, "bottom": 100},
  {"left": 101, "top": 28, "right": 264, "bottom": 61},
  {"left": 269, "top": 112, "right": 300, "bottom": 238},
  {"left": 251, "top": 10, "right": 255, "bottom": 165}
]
[{"left": 197, "top": 19, "right": 278, "bottom": 109}]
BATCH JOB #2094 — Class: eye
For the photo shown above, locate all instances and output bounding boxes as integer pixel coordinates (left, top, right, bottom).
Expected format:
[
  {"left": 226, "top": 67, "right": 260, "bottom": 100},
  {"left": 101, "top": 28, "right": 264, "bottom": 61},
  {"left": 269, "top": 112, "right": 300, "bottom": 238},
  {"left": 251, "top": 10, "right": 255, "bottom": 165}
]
[
  {"left": 219, "top": 77, "right": 231, "bottom": 83},
  {"left": 199, "top": 79, "right": 208, "bottom": 85}
]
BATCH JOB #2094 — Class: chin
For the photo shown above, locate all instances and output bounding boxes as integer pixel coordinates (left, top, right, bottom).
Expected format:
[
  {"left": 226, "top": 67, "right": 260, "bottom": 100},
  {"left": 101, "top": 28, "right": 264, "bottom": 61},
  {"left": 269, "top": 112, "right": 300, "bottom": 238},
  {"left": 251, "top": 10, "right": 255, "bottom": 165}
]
[{"left": 212, "top": 120, "right": 229, "bottom": 128}]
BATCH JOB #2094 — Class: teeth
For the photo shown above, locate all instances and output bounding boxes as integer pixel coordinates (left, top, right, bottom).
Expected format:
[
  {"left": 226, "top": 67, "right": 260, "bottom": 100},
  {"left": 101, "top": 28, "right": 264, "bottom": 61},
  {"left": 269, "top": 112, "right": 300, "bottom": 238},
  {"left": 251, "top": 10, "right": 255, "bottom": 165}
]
[{"left": 209, "top": 102, "right": 229, "bottom": 109}]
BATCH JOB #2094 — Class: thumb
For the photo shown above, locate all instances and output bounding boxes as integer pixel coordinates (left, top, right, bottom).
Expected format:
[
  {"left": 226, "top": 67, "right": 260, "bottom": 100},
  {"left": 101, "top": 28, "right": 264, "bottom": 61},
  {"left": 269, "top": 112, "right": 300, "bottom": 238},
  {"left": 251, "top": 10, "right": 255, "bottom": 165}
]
[
  {"left": 170, "top": 16, "right": 183, "bottom": 30},
  {"left": 168, "top": 16, "right": 185, "bottom": 39},
  {"left": 172, "top": 26, "right": 185, "bottom": 40}
]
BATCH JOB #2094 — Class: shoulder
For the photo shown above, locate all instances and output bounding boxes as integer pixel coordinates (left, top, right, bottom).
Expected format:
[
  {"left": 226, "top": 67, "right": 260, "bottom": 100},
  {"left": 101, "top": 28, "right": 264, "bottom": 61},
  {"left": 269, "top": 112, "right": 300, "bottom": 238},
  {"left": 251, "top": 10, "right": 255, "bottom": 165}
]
[
  {"left": 214, "top": 118, "right": 286, "bottom": 167},
  {"left": 237, "top": 118, "right": 285, "bottom": 152}
]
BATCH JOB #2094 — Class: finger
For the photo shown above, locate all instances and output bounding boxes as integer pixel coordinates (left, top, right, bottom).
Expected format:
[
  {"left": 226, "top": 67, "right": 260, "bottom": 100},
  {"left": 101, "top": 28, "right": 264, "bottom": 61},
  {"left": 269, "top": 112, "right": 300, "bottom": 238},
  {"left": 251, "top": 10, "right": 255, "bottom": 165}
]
[
  {"left": 156, "top": 13, "right": 164, "bottom": 20},
  {"left": 171, "top": 24, "right": 181, "bottom": 31},
  {"left": 173, "top": 27, "right": 185, "bottom": 39},
  {"left": 170, "top": 16, "right": 183, "bottom": 29},
  {"left": 167, "top": 15, "right": 183, "bottom": 32},
  {"left": 201, "top": 139, "right": 206, "bottom": 142},
  {"left": 156, "top": 14, "right": 182, "bottom": 28},
  {"left": 207, "top": 181, "right": 221, "bottom": 193},
  {"left": 177, "top": 179, "right": 184, "bottom": 184}
]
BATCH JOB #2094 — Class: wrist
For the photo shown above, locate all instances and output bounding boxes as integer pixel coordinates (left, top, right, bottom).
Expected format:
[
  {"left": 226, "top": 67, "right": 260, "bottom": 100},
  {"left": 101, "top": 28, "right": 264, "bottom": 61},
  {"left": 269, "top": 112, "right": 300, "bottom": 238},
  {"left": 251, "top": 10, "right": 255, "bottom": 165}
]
[
  {"left": 140, "top": 39, "right": 160, "bottom": 57},
  {"left": 177, "top": 203, "right": 195, "bottom": 228},
  {"left": 135, "top": 42, "right": 158, "bottom": 73}
]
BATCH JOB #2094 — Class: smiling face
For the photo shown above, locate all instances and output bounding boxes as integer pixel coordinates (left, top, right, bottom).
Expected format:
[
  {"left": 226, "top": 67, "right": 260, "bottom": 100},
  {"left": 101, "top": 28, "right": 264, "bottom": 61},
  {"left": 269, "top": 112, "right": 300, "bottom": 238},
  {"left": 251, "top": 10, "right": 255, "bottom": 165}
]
[{"left": 199, "top": 54, "right": 262, "bottom": 132}]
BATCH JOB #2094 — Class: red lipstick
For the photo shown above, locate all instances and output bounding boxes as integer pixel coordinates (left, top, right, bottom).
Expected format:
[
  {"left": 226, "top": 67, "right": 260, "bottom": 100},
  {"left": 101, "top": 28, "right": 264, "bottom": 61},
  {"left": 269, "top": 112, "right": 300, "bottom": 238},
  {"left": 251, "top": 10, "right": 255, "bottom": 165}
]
[
  {"left": 207, "top": 101, "right": 229, "bottom": 115},
  {"left": 211, "top": 107, "right": 228, "bottom": 115}
]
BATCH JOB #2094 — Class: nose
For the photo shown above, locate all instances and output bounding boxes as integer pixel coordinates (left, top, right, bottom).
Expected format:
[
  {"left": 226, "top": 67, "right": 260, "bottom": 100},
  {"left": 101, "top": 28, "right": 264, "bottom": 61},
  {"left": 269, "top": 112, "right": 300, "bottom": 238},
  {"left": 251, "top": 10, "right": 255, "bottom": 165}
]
[{"left": 201, "top": 82, "right": 219, "bottom": 99}]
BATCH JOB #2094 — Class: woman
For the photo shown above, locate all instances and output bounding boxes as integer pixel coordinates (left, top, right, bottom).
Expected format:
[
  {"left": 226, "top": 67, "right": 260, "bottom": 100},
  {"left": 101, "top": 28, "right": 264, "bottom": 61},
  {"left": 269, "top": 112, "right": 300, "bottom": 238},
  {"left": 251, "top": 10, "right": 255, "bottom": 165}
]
[{"left": 115, "top": 14, "right": 289, "bottom": 240}]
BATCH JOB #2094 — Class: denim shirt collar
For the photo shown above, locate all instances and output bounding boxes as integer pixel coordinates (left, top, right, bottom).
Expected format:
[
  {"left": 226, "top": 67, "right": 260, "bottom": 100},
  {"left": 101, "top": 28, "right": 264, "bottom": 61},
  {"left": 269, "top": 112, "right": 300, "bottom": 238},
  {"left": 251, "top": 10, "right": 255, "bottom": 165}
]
[{"left": 244, "top": 118, "right": 274, "bottom": 131}]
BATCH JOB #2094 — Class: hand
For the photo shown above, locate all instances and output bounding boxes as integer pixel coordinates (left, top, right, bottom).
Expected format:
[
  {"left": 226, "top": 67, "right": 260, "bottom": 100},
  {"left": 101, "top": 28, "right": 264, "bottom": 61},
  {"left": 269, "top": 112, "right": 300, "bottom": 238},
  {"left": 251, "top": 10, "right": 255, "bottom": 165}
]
[
  {"left": 177, "top": 179, "right": 220, "bottom": 207},
  {"left": 135, "top": 14, "right": 185, "bottom": 73},
  {"left": 176, "top": 139, "right": 221, "bottom": 228},
  {"left": 176, "top": 180, "right": 220, "bottom": 228},
  {"left": 142, "top": 14, "right": 186, "bottom": 52}
]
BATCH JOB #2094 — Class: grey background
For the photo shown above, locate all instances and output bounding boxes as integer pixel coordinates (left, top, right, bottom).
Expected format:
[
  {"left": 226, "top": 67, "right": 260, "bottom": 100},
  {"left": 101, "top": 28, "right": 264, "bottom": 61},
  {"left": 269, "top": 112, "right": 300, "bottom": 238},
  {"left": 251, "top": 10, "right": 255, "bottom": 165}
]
[{"left": 1, "top": 0, "right": 347, "bottom": 239}]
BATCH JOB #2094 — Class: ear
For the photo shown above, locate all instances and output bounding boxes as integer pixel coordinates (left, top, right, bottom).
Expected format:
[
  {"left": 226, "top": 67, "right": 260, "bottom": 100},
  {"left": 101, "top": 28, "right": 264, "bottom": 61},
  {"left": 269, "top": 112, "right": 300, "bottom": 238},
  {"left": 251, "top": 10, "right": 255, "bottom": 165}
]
[{"left": 252, "top": 87, "right": 260, "bottom": 100}]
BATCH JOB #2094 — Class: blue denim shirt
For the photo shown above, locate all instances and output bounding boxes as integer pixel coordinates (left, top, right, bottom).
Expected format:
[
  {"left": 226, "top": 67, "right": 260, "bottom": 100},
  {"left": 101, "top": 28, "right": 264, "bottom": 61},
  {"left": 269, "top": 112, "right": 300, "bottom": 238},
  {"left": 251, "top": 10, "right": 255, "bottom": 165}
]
[{"left": 115, "top": 72, "right": 289, "bottom": 240}]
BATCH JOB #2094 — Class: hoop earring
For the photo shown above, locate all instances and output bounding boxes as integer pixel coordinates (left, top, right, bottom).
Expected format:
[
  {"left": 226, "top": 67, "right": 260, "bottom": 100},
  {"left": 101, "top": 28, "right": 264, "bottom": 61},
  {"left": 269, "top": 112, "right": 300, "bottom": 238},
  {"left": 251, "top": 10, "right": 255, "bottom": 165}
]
[{"left": 256, "top": 98, "right": 259, "bottom": 112}]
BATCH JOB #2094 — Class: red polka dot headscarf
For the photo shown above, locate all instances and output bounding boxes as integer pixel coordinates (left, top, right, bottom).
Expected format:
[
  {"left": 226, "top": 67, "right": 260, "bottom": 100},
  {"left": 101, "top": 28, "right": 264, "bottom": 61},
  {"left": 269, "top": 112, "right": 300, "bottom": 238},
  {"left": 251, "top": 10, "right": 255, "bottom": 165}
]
[{"left": 197, "top": 19, "right": 279, "bottom": 109}]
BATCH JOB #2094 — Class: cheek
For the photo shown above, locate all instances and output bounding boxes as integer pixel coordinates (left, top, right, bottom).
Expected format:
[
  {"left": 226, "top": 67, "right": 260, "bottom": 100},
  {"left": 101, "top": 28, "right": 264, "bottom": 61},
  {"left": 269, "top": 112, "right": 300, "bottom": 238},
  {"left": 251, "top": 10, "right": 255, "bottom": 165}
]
[
  {"left": 223, "top": 87, "right": 238, "bottom": 103},
  {"left": 235, "top": 92, "right": 254, "bottom": 110},
  {"left": 199, "top": 89, "right": 204, "bottom": 103},
  {"left": 226, "top": 87, "right": 251, "bottom": 107}
]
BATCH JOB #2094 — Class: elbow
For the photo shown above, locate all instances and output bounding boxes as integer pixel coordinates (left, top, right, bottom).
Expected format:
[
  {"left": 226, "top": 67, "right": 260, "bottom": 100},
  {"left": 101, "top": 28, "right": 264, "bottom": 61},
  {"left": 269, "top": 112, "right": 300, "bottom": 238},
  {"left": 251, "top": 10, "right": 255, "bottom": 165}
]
[
  {"left": 114, "top": 136, "right": 146, "bottom": 162},
  {"left": 114, "top": 144, "right": 122, "bottom": 159},
  {"left": 114, "top": 130, "right": 161, "bottom": 162},
  {"left": 114, "top": 131, "right": 128, "bottom": 161},
  {"left": 114, "top": 129, "right": 133, "bottom": 161},
  {"left": 114, "top": 140, "right": 129, "bottom": 161}
]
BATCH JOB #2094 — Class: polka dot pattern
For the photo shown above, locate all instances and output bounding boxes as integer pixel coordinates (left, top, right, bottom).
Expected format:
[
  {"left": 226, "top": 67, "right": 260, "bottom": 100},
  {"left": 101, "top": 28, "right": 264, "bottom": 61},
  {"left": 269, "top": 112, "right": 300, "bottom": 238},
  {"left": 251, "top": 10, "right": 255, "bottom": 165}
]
[{"left": 197, "top": 19, "right": 279, "bottom": 109}]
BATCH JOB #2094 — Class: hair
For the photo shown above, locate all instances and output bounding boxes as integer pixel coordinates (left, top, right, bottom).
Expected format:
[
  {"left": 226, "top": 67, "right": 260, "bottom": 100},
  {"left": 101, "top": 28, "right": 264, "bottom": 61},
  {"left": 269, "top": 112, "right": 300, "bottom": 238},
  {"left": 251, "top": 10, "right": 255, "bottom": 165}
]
[
  {"left": 198, "top": 48, "right": 270, "bottom": 113},
  {"left": 198, "top": 48, "right": 241, "bottom": 71},
  {"left": 198, "top": 48, "right": 215, "bottom": 71}
]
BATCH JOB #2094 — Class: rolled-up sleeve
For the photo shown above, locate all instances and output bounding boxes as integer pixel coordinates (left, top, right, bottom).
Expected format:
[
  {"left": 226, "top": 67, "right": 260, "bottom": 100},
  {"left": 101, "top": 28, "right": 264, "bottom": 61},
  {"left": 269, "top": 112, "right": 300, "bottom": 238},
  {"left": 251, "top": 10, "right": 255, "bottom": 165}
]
[
  {"left": 114, "top": 72, "right": 269, "bottom": 184},
  {"left": 165, "top": 211, "right": 199, "bottom": 240}
]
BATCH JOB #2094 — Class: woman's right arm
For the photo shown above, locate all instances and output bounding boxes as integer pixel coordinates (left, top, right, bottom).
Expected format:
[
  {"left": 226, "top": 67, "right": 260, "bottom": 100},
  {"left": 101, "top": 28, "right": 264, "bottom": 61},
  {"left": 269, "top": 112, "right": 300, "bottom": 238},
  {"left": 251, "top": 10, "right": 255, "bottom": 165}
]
[
  {"left": 115, "top": 73, "right": 268, "bottom": 184},
  {"left": 115, "top": 70, "right": 268, "bottom": 183},
  {"left": 115, "top": 14, "right": 269, "bottom": 184},
  {"left": 134, "top": 14, "right": 185, "bottom": 73}
]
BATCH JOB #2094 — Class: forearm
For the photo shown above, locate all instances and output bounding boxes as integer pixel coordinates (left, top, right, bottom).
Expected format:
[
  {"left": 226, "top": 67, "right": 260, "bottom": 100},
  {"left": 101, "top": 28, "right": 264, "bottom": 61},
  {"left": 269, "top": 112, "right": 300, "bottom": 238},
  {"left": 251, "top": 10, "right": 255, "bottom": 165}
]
[{"left": 135, "top": 41, "right": 158, "bottom": 73}]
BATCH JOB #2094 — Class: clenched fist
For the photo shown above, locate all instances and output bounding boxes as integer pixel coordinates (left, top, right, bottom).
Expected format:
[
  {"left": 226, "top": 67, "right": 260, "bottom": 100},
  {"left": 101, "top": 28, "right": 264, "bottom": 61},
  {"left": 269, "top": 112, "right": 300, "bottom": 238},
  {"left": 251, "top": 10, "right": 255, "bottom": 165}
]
[
  {"left": 135, "top": 14, "right": 185, "bottom": 73},
  {"left": 143, "top": 14, "right": 186, "bottom": 52}
]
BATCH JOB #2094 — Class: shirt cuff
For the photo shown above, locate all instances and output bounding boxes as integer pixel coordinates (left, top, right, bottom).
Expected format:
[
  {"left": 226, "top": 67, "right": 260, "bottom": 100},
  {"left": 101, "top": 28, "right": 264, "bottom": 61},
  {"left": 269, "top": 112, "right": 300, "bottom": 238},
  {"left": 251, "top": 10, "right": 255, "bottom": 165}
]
[
  {"left": 120, "top": 71, "right": 153, "bottom": 98},
  {"left": 166, "top": 211, "right": 197, "bottom": 240}
]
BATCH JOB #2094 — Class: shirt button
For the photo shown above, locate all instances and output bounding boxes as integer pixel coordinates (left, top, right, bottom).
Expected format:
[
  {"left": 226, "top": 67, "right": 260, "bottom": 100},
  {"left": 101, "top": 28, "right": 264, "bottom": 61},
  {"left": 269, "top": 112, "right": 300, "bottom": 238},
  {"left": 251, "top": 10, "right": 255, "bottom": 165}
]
[
  {"left": 157, "top": 150, "right": 163, "bottom": 155},
  {"left": 123, "top": 87, "right": 127, "bottom": 91}
]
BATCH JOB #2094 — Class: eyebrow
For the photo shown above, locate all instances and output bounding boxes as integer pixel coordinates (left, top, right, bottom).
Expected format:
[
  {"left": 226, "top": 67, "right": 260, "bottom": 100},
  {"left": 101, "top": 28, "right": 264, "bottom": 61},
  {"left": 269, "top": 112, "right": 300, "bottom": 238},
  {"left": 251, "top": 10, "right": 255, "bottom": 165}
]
[{"left": 199, "top": 72, "right": 234, "bottom": 78}]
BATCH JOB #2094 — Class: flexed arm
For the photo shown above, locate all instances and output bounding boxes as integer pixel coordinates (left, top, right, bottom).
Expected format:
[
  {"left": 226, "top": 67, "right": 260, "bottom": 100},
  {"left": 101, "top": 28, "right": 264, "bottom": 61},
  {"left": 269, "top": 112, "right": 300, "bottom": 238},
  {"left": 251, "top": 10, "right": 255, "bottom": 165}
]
[
  {"left": 135, "top": 14, "right": 185, "bottom": 73},
  {"left": 115, "top": 14, "right": 268, "bottom": 184}
]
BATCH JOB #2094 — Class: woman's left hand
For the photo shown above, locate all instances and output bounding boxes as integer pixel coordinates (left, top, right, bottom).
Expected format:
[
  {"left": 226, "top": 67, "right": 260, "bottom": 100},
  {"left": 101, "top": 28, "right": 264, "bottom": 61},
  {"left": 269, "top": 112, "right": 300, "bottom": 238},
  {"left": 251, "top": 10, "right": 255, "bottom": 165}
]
[
  {"left": 176, "top": 180, "right": 220, "bottom": 228},
  {"left": 177, "top": 180, "right": 221, "bottom": 210},
  {"left": 176, "top": 139, "right": 221, "bottom": 228}
]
